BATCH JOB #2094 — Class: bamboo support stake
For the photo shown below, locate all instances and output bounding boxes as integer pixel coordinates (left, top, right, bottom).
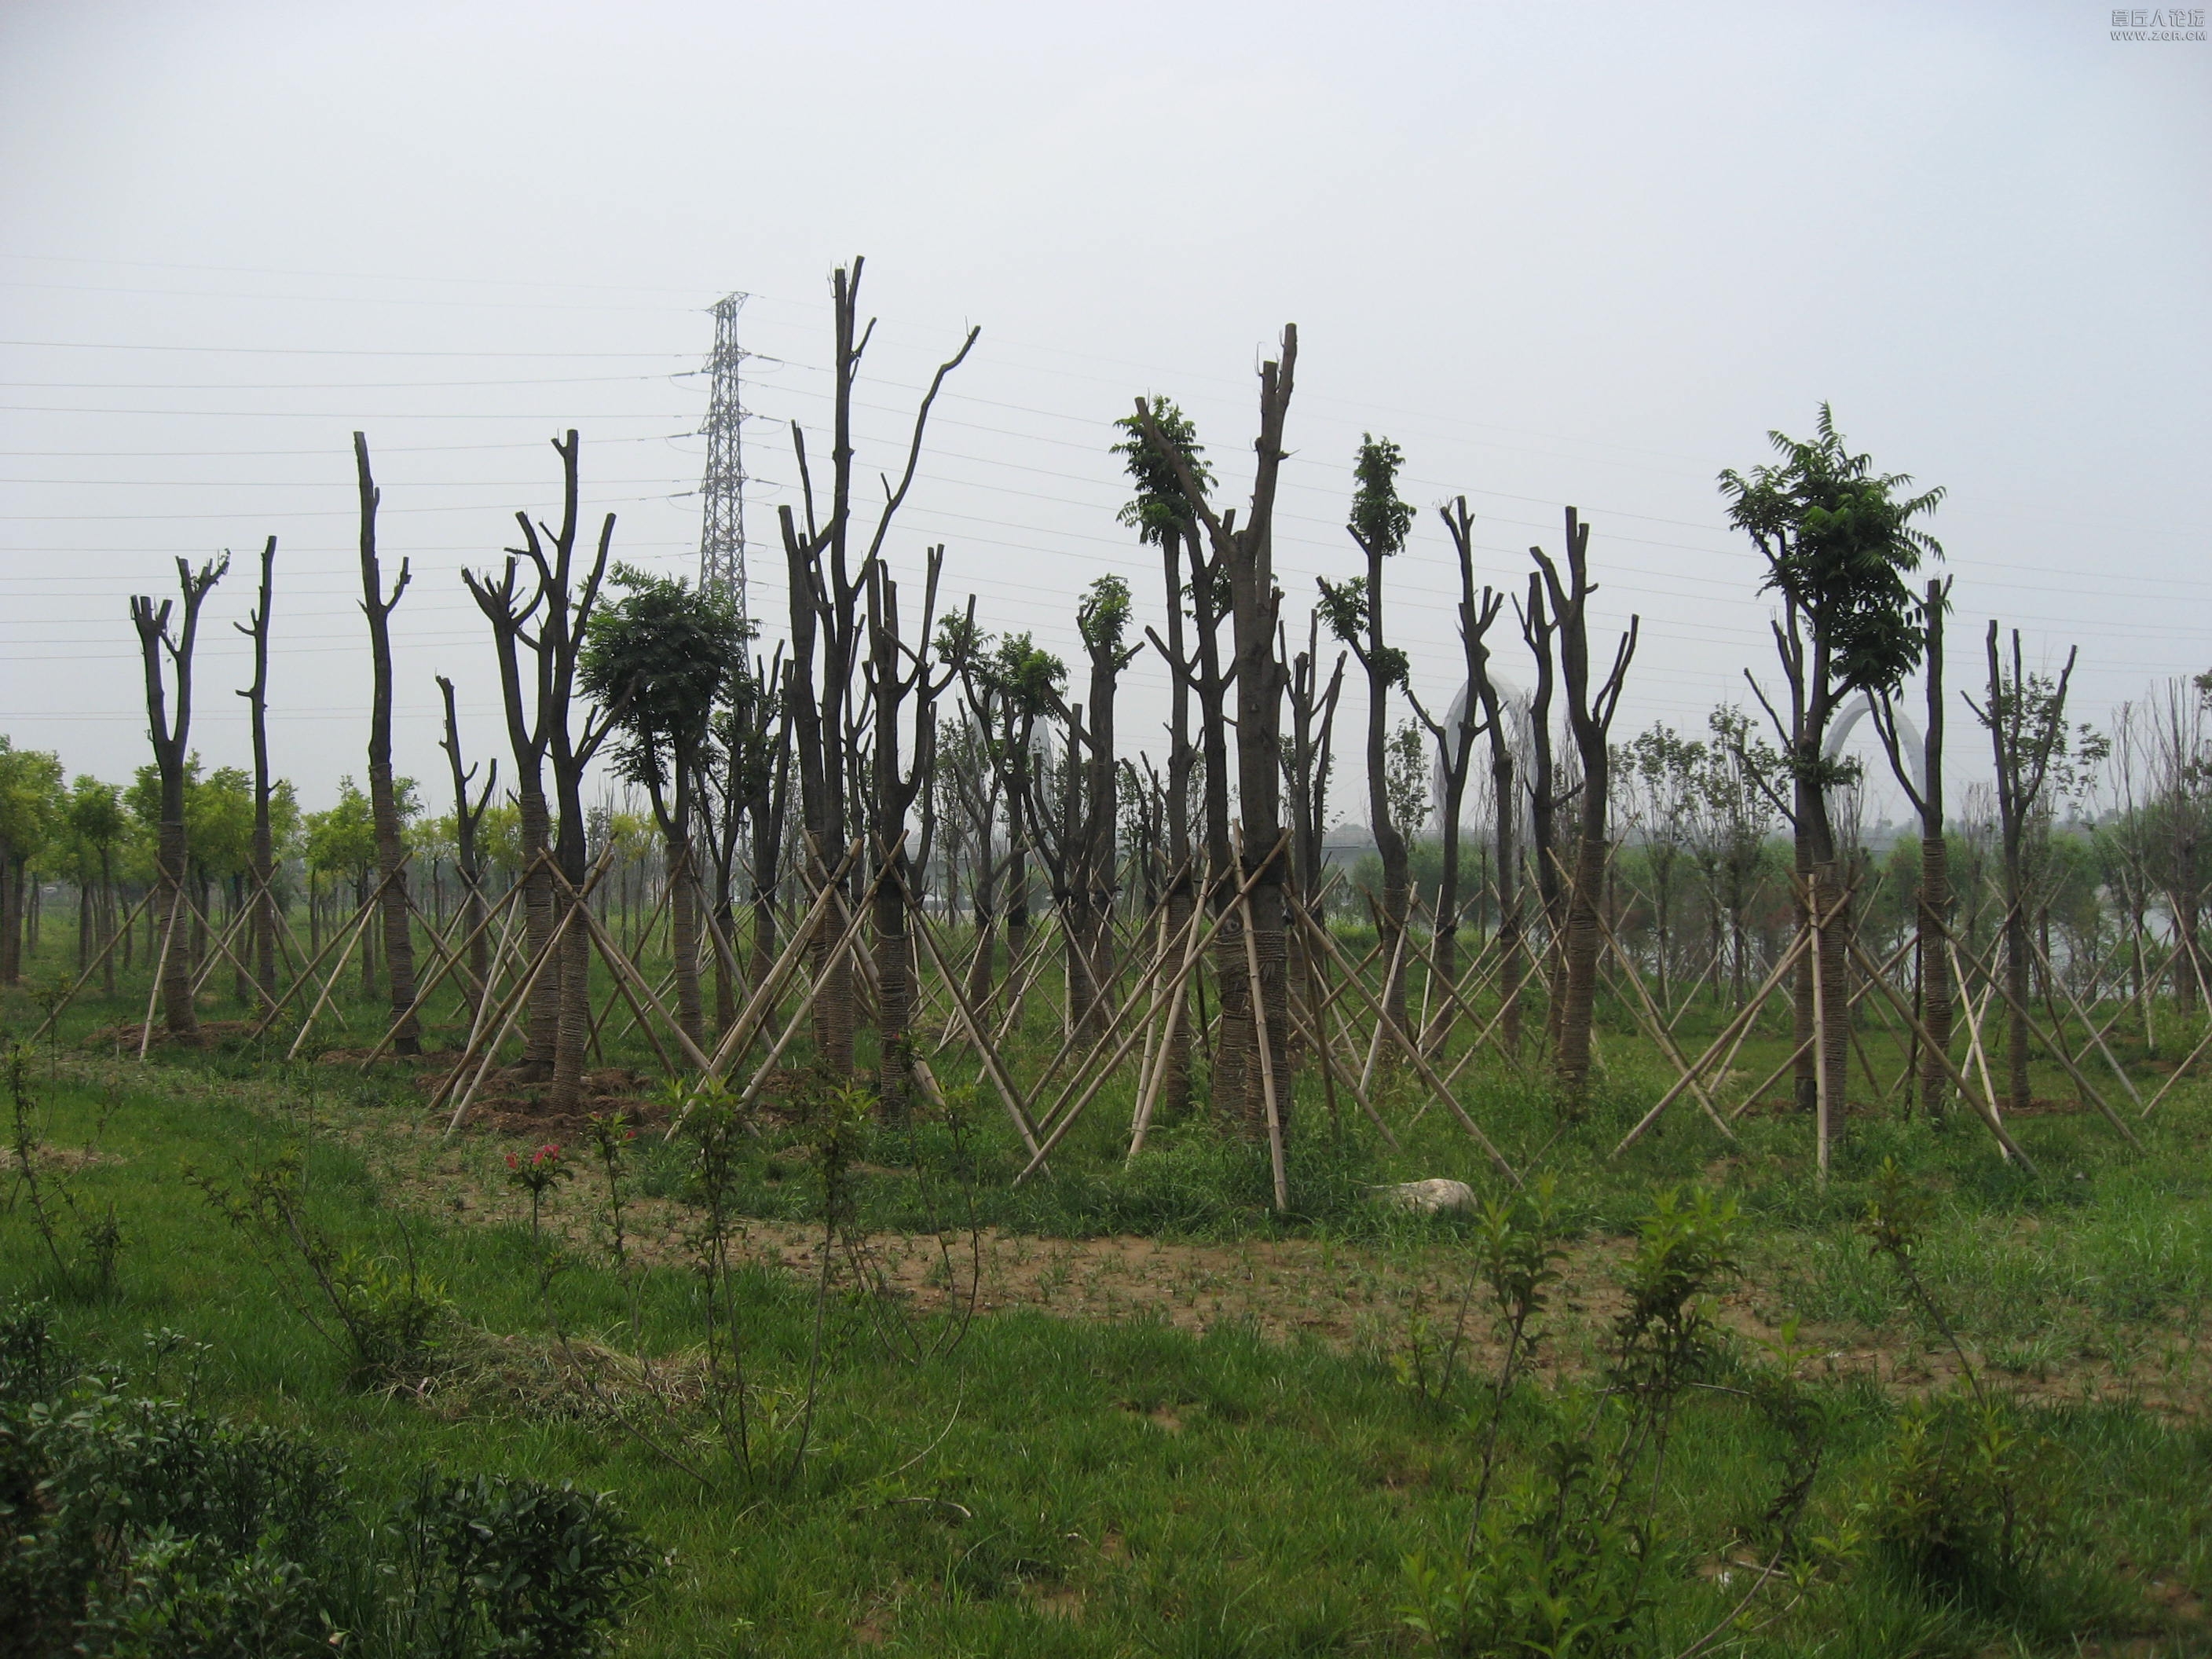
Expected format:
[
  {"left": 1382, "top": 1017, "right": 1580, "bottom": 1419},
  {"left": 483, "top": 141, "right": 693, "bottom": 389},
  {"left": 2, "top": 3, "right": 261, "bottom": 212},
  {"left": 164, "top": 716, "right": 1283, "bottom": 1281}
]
[
  {"left": 893, "top": 862, "right": 1048, "bottom": 1160},
  {"left": 1811, "top": 885, "right": 1831, "bottom": 1181},
  {"left": 1014, "top": 857, "right": 1274, "bottom": 1186},
  {"left": 1031, "top": 887, "right": 1216, "bottom": 1144},
  {"left": 692, "top": 836, "right": 866, "bottom": 1083},
  {"left": 1613, "top": 930, "right": 1810, "bottom": 1154},
  {"left": 27, "top": 885, "right": 158, "bottom": 1044},
  {"left": 1952, "top": 944, "right": 2003, "bottom": 1123},
  {"left": 1291, "top": 900, "right": 1518, "bottom": 1182},
  {"left": 719, "top": 866, "right": 895, "bottom": 1118},
  {"left": 137, "top": 885, "right": 186, "bottom": 1061},
  {"left": 438, "top": 921, "right": 584, "bottom": 1133},
  {"left": 1949, "top": 924, "right": 2143, "bottom": 1148},
  {"left": 443, "top": 889, "right": 526, "bottom": 1079},
  {"left": 431, "top": 852, "right": 618, "bottom": 1129},
  {"left": 184, "top": 896, "right": 260, "bottom": 999},
  {"left": 1358, "top": 914, "right": 1412, "bottom": 1093},
  {"left": 1851, "top": 936, "right": 2034, "bottom": 1170},
  {"left": 284, "top": 886, "right": 391, "bottom": 1060},
  {"left": 1127, "top": 877, "right": 1221, "bottom": 1157},
  {"left": 1283, "top": 976, "right": 1400, "bottom": 1149},
  {"left": 359, "top": 875, "right": 527, "bottom": 1067},
  {"left": 249, "top": 870, "right": 397, "bottom": 1041},
  {"left": 1239, "top": 888, "right": 1289, "bottom": 1212}
]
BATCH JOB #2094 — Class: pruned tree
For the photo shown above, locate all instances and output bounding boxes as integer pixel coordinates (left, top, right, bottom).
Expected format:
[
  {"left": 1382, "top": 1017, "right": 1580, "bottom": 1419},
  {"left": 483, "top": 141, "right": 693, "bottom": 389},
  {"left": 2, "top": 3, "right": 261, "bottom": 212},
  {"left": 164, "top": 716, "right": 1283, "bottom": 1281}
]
[
  {"left": 1440, "top": 499, "right": 1528, "bottom": 1054},
  {"left": 464, "top": 551, "right": 558, "bottom": 1080},
  {"left": 1965, "top": 623, "right": 2078, "bottom": 1114},
  {"left": 985, "top": 630, "right": 1065, "bottom": 1021},
  {"left": 353, "top": 436, "right": 422, "bottom": 1055},
  {"left": 1068, "top": 573, "right": 1140, "bottom": 1038},
  {"left": 1871, "top": 578, "right": 1954, "bottom": 1115},
  {"left": 1137, "top": 324, "right": 1299, "bottom": 1146},
  {"left": 1415, "top": 500, "right": 1504, "bottom": 1014},
  {"left": 935, "top": 606, "right": 1009, "bottom": 1012},
  {"left": 436, "top": 674, "right": 496, "bottom": 1016},
  {"left": 862, "top": 547, "right": 949, "bottom": 1117},
  {"left": 468, "top": 430, "right": 623, "bottom": 1110},
  {"left": 699, "top": 642, "right": 789, "bottom": 1013},
  {"left": 1531, "top": 509, "right": 1639, "bottom": 1109},
  {"left": 581, "top": 567, "right": 749, "bottom": 1053},
  {"left": 233, "top": 536, "right": 280, "bottom": 1007},
  {"left": 128, "top": 553, "right": 226, "bottom": 1037},
  {"left": 1317, "top": 434, "right": 1416, "bottom": 1027},
  {"left": 1120, "top": 398, "right": 1219, "bottom": 1119},
  {"left": 515, "top": 434, "right": 624, "bottom": 1111},
  {"left": 1519, "top": 573, "right": 1566, "bottom": 1021},
  {"left": 777, "top": 258, "right": 977, "bottom": 1078},
  {"left": 1283, "top": 612, "right": 1347, "bottom": 917},
  {"left": 1723, "top": 405, "right": 1943, "bottom": 1144}
]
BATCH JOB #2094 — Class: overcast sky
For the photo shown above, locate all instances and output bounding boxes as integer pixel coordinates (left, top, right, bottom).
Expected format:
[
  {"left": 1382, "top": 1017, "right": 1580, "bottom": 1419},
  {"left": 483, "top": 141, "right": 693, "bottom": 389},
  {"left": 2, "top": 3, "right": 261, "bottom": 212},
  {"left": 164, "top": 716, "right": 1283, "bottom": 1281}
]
[{"left": 2, "top": 0, "right": 2206, "bottom": 831}]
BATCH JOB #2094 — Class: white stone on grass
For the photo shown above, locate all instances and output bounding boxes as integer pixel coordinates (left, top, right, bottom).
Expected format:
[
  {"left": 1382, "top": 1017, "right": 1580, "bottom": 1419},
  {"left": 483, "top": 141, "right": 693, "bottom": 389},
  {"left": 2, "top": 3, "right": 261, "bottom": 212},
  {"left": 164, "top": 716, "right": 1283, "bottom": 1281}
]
[{"left": 1377, "top": 1177, "right": 1477, "bottom": 1214}]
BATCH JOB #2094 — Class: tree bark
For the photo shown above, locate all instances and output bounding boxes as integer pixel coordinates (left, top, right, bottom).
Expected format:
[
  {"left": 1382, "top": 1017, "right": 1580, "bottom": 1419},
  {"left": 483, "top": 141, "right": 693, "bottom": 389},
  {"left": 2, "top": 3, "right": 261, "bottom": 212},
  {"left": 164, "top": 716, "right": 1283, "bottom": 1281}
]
[
  {"left": 130, "top": 556, "right": 224, "bottom": 1038},
  {"left": 354, "top": 437, "right": 420, "bottom": 1055}
]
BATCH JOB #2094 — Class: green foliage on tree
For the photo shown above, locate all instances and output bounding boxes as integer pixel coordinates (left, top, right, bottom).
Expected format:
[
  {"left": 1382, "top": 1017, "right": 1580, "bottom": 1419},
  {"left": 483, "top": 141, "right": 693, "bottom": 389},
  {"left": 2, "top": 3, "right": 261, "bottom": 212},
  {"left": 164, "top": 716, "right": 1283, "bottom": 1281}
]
[
  {"left": 1385, "top": 720, "right": 1430, "bottom": 840},
  {"left": 1346, "top": 432, "right": 1414, "bottom": 557},
  {"left": 985, "top": 631, "right": 1066, "bottom": 716},
  {"left": 1719, "top": 403, "right": 1945, "bottom": 705},
  {"left": 1075, "top": 574, "right": 1134, "bottom": 660},
  {"left": 579, "top": 566, "right": 750, "bottom": 827},
  {"left": 0, "top": 739, "right": 65, "bottom": 862},
  {"left": 306, "top": 778, "right": 414, "bottom": 887},
  {"left": 1111, "top": 399, "right": 1211, "bottom": 545}
]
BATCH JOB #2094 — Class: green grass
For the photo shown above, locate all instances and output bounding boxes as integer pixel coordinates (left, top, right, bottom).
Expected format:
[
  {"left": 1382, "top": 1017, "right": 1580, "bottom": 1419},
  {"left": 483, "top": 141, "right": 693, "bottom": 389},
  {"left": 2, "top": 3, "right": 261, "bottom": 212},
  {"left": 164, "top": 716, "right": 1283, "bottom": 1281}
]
[{"left": 5, "top": 950, "right": 2212, "bottom": 1655}]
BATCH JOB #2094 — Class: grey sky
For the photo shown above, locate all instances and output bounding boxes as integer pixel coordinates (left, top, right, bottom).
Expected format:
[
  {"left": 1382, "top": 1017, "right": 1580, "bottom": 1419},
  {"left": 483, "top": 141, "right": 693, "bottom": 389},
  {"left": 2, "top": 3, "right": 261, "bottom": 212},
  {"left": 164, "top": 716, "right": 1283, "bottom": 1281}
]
[{"left": 2, "top": 0, "right": 2205, "bottom": 826}]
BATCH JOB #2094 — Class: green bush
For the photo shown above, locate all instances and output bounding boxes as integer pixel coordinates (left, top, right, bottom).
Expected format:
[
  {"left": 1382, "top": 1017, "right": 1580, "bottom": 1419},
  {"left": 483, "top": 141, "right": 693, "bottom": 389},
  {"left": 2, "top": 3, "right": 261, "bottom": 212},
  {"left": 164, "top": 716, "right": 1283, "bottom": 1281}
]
[
  {"left": 1866, "top": 1389, "right": 2062, "bottom": 1604},
  {"left": 384, "top": 1471, "right": 657, "bottom": 1659},
  {"left": 0, "top": 1302, "right": 654, "bottom": 1659}
]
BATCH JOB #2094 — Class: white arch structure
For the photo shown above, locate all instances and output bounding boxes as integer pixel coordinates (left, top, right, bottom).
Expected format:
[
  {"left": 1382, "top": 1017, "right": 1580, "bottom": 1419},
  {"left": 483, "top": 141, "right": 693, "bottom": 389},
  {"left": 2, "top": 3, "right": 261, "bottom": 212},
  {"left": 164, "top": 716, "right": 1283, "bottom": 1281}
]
[{"left": 1824, "top": 691, "right": 1925, "bottom": 802}]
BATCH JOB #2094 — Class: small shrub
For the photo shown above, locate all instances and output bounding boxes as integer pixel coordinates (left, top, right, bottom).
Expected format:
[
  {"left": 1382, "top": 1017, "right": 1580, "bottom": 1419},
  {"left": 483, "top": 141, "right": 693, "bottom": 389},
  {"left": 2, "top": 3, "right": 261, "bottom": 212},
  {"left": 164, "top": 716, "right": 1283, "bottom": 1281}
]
[
  {"left": 0, "top": 1299, "right": 656, "bottom": 1659},
  {"left": 191, "top": 1155, "right": 450, "bottom": 1386},
  {"left": 1865, "top": 1390, "right": 2063, "bottom": 1604},
  {"left": 2, "top": 1384, "right": 349, "bottom": 1659},
  {"left": 386, "top": 1470, "right": 655, "bottom": 1659}
]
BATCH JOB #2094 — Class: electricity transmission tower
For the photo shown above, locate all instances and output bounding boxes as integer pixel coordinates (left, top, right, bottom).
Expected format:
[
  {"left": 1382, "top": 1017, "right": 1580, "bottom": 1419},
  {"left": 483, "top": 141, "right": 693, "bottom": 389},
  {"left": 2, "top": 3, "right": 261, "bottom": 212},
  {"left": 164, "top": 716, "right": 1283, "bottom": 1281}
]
[{"left": 698, "top": 291, "right": 750, "bottom": 622}]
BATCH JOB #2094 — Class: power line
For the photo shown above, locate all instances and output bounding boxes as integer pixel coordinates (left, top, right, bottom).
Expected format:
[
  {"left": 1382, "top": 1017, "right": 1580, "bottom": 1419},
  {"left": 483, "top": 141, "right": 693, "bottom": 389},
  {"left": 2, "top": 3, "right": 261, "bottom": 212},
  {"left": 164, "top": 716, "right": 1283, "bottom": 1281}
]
[{"left": 0, "top": 338, "right": 692, "bottom": 359}]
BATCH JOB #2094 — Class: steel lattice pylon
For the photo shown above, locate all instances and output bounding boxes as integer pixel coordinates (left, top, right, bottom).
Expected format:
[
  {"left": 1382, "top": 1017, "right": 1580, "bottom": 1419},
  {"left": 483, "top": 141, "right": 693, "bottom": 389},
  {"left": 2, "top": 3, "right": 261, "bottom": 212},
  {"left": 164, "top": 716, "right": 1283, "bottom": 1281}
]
[{"left": 698, "top": 291, "right": 750, "bottom": 624}]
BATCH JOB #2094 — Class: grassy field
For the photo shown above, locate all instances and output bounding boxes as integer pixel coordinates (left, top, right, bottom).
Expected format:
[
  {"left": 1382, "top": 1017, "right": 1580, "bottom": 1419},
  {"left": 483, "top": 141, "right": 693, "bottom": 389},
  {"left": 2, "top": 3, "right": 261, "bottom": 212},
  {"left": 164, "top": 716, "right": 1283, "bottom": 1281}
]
[{"left": 4, "top": 950, "right": 2210, "bottom": 1657}]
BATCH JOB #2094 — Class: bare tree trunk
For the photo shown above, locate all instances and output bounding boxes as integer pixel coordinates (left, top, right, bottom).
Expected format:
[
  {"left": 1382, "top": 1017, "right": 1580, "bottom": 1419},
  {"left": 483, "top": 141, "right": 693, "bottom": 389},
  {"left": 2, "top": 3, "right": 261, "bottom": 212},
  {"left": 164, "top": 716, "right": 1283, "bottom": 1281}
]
[
  {"left": 236, "top": 536, "right": 280, "bottom": 1009},
  {"left": 438, "top": 674, "right": 495, "bottom": 1016},
  {"left": 1139, "top": 340, "right": 1299, "bottom": 1140},
  {"left": 1533, "top": 510, "right": 1636, "bottom": 1110},
  {"left": 354, "top": 435, "right": 421, "bottom": 1055},
  {"left": 130, "top": 555, "right": 225, "bottom": 1038},
  {"left": 1979, "top": 621, "right": 2077, "bottom": 1115}
]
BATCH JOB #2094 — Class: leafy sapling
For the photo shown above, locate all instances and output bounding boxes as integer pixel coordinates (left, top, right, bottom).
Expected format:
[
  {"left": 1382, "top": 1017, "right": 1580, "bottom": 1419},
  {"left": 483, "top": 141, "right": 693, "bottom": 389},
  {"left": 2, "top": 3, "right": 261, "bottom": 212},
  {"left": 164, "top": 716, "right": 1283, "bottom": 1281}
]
[{"left": 506, "top": 1141, "right": 575, "bottom": 1294}]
